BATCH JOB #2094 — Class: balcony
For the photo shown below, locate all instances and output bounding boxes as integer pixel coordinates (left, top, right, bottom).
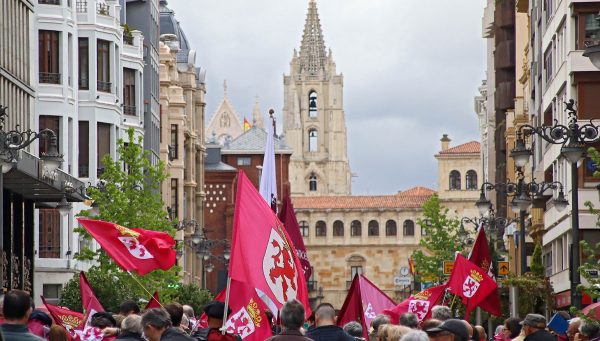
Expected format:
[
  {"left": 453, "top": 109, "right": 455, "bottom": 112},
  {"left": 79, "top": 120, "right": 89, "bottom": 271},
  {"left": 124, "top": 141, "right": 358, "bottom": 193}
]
[
  {"left": 123, "top": 105, "right": 136, "bottom": 116},
  {"left": 78, "top": 165, "right": 89, "bottom": 178},
  {"left": 97, "top": 80, "right": 111, "bottom": 93},
  {"left": 78, "top": 77, "right": 89, "bottom": 90},
  {"left": 39, "top": 245, "right": 61, "bottom": 259},
  {"left": 39, "top": 72, "right": 61, "bottom": 84},
  {"left": 96, "top": 2, "right": 109, "bottom": 16},
  {"left": 123, "top": 34, "right": 134, "bottom": 45},
  {"left": 76, "top": 0, "right": 86, "bottom": 12}
]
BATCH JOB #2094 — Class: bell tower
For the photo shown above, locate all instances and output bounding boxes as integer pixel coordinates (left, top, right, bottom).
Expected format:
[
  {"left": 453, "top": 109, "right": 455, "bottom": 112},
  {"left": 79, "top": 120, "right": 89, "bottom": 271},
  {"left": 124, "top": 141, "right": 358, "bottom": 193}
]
[{"left": 282, "top": 0, "right": 351, "bottom": 196}]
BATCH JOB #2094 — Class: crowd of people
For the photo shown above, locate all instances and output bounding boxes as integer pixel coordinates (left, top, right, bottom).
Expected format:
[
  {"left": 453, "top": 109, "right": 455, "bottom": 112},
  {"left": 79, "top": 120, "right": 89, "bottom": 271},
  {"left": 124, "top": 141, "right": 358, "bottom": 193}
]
[{"left": 0, "top": 289, "right": 597, "bottom": 341}]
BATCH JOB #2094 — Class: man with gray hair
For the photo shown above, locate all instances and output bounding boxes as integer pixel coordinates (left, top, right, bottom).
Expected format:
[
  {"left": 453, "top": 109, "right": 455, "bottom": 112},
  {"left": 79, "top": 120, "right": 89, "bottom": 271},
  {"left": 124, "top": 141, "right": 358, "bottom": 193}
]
[
  {"left": 399, "top": 330, "right": 429, "bottom": 341},
  {"left": 266, "top": 299, "right": 312, "bottom": 340},
  {"left": 579, "top": 320, "right": 600, "bottom": 341},
  {"left": 369, "top": 314, "right": 390, "bottom": 341},
  {"left": 141, "top": 308, "right": 194, "bottom": 341},
  {"left": 399, "top": 313, "right": 419, "bottom": 329},
  {"left": 305, "top": 304, "right": 355, "bottom": 341},
  {"left": 115, "top": 315, "right": 143, "bottom": 341},
  {"left": 431, "top": 306, "right": 452, "bottom": 321},
  {"left": 343, "top": 321, "right": 365, "bottom": 339}
]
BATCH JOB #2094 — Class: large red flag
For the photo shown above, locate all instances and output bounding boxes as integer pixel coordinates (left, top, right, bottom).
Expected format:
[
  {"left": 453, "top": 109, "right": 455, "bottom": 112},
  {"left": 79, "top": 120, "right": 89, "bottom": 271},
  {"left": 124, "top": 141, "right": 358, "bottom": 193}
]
[
  {"left": 337, "top": 275, "right": 396, "bottom": 339},
  {"left": 77, "top": 218, "right": 176, "bottom": 275},
  {"left": 468, "top": 227, "right": 502, "bottom": 316},
  {"left": 383, "top": 284, "right": 447, "bottom": 324},
  {"left": 278, "top": 194, "right": 312, "bottom": 281},
  {"left": 144, "top": 291, "right": 161, "bottom": 310},
  {"left": 447, "top": 254, "right": 498, "bottom": 318},
  {"left": 229, "top": 171, "right": 311, "bottom": 315},
  {"left": 80, "top": 272, "right": 104, "bottom": 326},
  {"left": 41, "top": 296, "right": 85, "bottom": 335}
]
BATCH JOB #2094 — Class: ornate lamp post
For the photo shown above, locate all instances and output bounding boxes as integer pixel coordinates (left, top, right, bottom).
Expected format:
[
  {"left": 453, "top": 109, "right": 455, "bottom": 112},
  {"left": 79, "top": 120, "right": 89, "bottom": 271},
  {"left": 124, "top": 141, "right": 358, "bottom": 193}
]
[
  {"left": 512, "top": 99, "right": 595, "bottom": 309},
  {"left": 189, "top": 227, "right": 230, "bottom": 289},
  {"left": 461, "top": 207, "right": 514, "bottom": 251}
]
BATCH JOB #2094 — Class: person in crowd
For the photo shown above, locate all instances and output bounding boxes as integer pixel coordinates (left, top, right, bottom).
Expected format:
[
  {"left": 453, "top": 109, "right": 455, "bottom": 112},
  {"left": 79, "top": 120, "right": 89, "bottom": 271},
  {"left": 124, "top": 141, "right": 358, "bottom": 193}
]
[
  {"left": 504, "top": 317, "right": 523, "bottom": 340},
  {"left": 91, "top": 312, "right": 117, "bottom": 329},
  {"left": 120, "top": 301, "right": 141, "bottom": 317},
  {"left": 474, "top": 326, "right": 487, "bottom": 341},
  {"left": 114, "top": 315, "right": 144, "bottom": 341},
  {"left": 265, "top": 309, "right": 280, "bottom": 335},
  {"left": 190, "top": 301, "right": 240, "bottom": 341},
  {"left": 425, "top": 319, "right": 469, "bottom": 341},
  {"left": 306, "top": 312, "right": 316, "bottom": 332},
  {"left": 386, "top": 325, "right": 411, "bottom": 341},
  {"left": 369, "top": 315, "right": 391, "bottom": 341},
  {"left": 399, "top": 330, "right": 429, "bottom": 341},
  {"left": 266, "top": 299, "right": 312, "bottom": 341},
  {"left": 461, "top": 321, "right": 473, "bottom": 340},
  {"left": 399, "top": 313, "right": 419, "bottom": 329},
  {"left": 377, "top": 324, "right": 391, "bottom": 341},
  {"left": 164, "top": 303, "right": 184, "bottom": 331},
  {"left": 343, "top": 321, "right": 365, "bottom": 339},
  {"left": 421, "top": 319, "right": 442, "bottom": 332},
  {"left": 431, "top": 306, "right": 453, "bottom": 322},
  {"left": 47, "top": 325, "right": 69, "bottom": 341},
  {"left": 180, "top": 315, "right": 190, "bottom": 334},
  {"left": 305, "top": 304, "right": 355, "bottom": 341},
  {"left": 520, "top": 314, "right": 553, "bottom": 341},
  {"left": 579, "top": 320, "right": 600, "bottom": 341},
  {"left": 141, "top": 308, "right": 195, "bottom": 341},
  {"left": 27, "top": 308, "right": 52, "bottom": 339},
  {"left": 568, "top": 318, "right": 582, "bottom": 341},
  {"left": 1, "top": 290, "right": 43, "bottom": 341},
  {"left": 493, "top": 325, "right": 508, "bottom": 341},
  {"left": 182, "top": 306, "right": 195, "bottom": 331}
]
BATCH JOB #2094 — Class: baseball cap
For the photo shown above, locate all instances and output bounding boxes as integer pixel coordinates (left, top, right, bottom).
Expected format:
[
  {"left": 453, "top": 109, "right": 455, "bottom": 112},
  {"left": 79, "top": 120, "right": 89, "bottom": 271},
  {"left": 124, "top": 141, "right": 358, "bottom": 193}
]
[
  {"left": 203, "top": 301, "right": 232, "bottom": 319},
  {"left": 520, "top": 314, "right": 547, "bottom": 329},
  {"left": 426, "top": 319, "right": 469, "bottom": 341}
]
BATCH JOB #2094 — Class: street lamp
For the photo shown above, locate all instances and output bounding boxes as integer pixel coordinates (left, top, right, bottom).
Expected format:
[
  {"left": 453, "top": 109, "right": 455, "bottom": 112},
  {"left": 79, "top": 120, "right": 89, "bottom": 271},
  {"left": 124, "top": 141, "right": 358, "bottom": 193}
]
[{"left": 512, "top": 99, "right": 593, "bottom": 309}]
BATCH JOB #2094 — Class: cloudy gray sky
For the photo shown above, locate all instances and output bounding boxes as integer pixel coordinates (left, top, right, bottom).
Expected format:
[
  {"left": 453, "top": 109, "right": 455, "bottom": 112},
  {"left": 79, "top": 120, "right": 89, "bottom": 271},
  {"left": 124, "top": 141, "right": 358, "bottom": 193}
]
[{"left": 166, "top": 0, "right": 485, "bottom": 195}]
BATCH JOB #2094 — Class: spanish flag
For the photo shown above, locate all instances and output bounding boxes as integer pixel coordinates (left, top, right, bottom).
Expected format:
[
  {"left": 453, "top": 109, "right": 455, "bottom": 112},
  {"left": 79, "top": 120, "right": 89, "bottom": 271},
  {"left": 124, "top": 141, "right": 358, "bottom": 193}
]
[
  {"left": 243, "top": 117, "right": 251, "bottom": 131},
  {"left": 408, "top": 257, "right": 415, "bottom": 275}
]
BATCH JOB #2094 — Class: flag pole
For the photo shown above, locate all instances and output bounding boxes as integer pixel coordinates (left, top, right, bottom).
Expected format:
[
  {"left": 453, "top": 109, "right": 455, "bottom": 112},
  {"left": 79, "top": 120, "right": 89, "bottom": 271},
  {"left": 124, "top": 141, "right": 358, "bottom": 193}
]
[
  {"left": 221, "top": 276, "right": 232, "bottom": 334},
  {"left": 126, "top": 271, "right": 165, "bottom": 309}
]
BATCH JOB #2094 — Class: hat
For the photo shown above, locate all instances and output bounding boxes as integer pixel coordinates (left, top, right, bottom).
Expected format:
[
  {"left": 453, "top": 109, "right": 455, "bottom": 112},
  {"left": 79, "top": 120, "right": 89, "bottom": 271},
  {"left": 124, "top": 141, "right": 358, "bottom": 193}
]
[
  {"left": 426, "top": 319, "right": 469, "bottom": 341},
  {"left": 520, "top": 314, "right": 547, "bottom": 329},
  {"left": 203, "top": 301, "right": 232, "bottom": 319}
]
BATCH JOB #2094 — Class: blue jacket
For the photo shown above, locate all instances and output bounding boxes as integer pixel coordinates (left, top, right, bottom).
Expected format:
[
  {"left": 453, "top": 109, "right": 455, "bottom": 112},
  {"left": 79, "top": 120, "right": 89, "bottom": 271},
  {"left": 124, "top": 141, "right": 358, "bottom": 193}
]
[{"left": 305, "top": 325, "right": 356, "bottom": 341}]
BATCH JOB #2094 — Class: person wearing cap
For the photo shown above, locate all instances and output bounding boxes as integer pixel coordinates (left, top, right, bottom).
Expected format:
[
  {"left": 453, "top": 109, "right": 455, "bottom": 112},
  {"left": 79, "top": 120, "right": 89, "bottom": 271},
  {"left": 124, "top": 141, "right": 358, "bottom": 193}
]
[
  {"left": 191, "top": 301, "right": 241, "bottom": 341},
  {"left": 426, "top": 319, "right": 469, "bottom": 341},
  {"left": 520, "top": 314, "right": 554, "bottom": 341}
]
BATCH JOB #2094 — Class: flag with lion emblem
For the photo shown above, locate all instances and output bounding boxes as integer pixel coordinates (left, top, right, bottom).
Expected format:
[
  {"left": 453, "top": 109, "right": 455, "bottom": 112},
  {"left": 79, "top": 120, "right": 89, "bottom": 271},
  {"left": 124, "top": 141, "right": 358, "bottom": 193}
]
[
  {"left": 229, "top": 171, "right": 311, "bottom": 316},
  {"left": 383, "top": 284, "right": 447, "bottom": 324},
  {"left": 447, "top": 254, "right": 497, "bottom": 318}
]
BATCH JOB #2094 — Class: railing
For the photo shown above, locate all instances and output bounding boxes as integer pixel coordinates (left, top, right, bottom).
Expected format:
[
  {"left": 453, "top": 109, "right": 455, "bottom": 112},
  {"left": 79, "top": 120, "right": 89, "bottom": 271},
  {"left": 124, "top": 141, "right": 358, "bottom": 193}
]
[
  {"left": 97, "top": 80, "right": 111, "bottom": 92},
  {"left": 76, "top": 0, "right": 87, "bottom": 12},
  {"left": 39, "top": 72, "right": 61, "bottom": 84},
  {"left": 96, "top": 2, "right": 109, "bottom": 16},
  {"left": 123, "top": 105, "right": 136, "bottom": 116},
  {"left": 78, "top": 165, "right": 89, "bottom": 178},
  {"left": 123, "top": 34, "right": 134, "bottom": 45},
  {"left": 39, "top": 0, "right": 61, "bottom": 4},
  {"left": 78, "top": 77, "right": 89, "bottom": 89}
]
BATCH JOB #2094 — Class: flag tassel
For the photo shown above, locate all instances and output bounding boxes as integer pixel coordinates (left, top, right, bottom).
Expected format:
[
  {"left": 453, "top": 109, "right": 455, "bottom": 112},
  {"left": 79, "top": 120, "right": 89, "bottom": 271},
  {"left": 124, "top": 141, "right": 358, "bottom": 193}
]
[
  {"left": 127, "top": 271, "right": 165, "bottom": 309},
  {"left": 221, "top": 276, "right": 232, "bottom": 335}
]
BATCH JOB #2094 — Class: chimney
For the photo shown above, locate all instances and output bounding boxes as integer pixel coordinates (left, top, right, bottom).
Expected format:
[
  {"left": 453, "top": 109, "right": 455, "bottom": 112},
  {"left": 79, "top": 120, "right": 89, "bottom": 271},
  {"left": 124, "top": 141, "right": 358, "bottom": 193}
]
[{"left": 441, "top": 134, "right": 451, "bottom": 151}]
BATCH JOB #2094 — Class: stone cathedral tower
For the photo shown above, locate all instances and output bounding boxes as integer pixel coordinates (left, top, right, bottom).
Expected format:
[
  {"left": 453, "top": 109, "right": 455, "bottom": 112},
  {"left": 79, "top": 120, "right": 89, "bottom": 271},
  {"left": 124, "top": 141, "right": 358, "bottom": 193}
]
[{"left": 283, "top": 0, "right": 351, "bottom": 196}]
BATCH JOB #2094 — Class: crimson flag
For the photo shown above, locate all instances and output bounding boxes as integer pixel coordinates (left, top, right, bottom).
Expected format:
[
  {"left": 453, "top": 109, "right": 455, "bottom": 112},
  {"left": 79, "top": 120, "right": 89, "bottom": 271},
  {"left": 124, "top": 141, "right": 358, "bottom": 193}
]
[
  {"left": 80, "top": 272, "right": 104, "bottom": 327},
  {"left": 447, "top": 254, "right": 498, "bottom": 318},
  {"left": 383, "top": 284, "right": 447, "bottom": 324},
  {"left": 41, "top": 296, "right": 85, "bottom": 336},
  {"left": 144, "top": 291, "right": 161, "bottom": 310},
  {"left": 199, "top": 280, "right": 273, "bottom": 340},
  {"left": 278, "top": 194, "right": 312, "bottom": 281},
  {"left": 337, "top": 275, "right": 396, "bottom": 339},
  {"left": 229, "top": 171, "right": 311, "bottom": 315},
  {"left": 77, "top": 218, "right": 176, "bottom": 275},
  {"left": 468, "top": 227, "right": 502, "bottom": 316}
]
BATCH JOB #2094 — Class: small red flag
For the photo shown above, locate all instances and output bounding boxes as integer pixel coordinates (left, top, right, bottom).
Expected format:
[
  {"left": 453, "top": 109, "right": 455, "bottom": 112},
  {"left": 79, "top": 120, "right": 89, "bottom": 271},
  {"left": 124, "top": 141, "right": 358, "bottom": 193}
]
[
  {"left": 468, "top": 227, "right": 502, "bottom": 316},
  {"left": 41, "top": 296, "right": 85, "bottom": 336},
  {"left": 383, "top": 284, "right": 447, "bottom": 324},
  {"left": 77, "top": 218, "right": 176, "bottom": 275},
  {"left": 337, "top": 275, "right": 397, "bottom": 339},
  {"left": 278, "top": 194, "right": 312, "bottom": 281},
  {"left": 447, "top": 254, "right": 498, "bottom": 318},
  {"left": 80, "top": 271, "right": 104, "bottom": 327},
  {"left": 144, "top": 291, "right": 161, "bottom": 310},
  {"left": 229, "top": 171, "right": 311, "bottom": 315}
]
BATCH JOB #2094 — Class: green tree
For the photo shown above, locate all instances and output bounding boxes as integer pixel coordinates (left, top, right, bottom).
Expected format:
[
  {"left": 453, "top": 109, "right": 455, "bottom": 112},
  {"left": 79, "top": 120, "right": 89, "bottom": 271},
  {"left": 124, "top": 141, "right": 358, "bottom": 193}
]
[
  {"left": 411, "top": 194, "right": 468, "bottom": 284},
  {"left": 166, "top": 283, "right": 214, "bottom": 315},
  {"left": 530, "top": 242, "right": 544, "bottom": 277},
  {"left": 60, "top": 128, "right": 182, "bottom": 310}
]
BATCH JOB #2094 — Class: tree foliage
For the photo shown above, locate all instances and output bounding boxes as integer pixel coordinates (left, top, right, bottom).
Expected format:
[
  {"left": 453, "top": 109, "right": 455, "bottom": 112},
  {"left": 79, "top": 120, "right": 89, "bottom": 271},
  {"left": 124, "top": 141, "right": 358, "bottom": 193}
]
[
  {"left": 530, "top": 242, "right": 544, "bottom": 277},
  {"left": 411, "top": 194, "right": 469, "bottom": 284}
]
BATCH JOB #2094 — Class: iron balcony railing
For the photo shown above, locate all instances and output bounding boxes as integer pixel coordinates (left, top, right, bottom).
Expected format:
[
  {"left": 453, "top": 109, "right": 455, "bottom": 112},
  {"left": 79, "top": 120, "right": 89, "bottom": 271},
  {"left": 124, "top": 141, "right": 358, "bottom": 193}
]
[
  {"left": 39, "top": 72, "right": 61, "bottom": 84},
  {"left": 97, "top": 80, "right": 111, "bottom": 92}
]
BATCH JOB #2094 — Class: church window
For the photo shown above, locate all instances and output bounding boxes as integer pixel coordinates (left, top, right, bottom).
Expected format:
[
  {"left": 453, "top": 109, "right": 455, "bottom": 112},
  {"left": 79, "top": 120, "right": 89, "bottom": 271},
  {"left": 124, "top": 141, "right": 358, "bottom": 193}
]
[
  {"left": 315, "top": 221, "right": 326, "bottom": 237},
  {"left": 466, "top": 170, "right": 478, "bottom": 190},
  {"left": 403, "top": 220, "right": 415, "bottom": 236},
  {"left": 309, "top": 173, "right": 317, "bottom": 191},
  {"left": 449, "top": 170, "right": 461, "bottom": 190},
  {"left": 350, "top": 266, "right": 363, "bottom": 281},
  {"left": 309, "top": 91, "right": 318, "bottom": 118},
  {"left": 308, "top": 129, "right": 318, "bottom": 152},
  {"left": 386, "top": 220, "right": 397, "bottom": 236},
  {"left": 368, "top": 220, "right": 379, "bottom": 236},
  {"left": 299, "top": 220, "right": 309, "bottom": 237},
  {"left": 333, "top": 220, "right": 344, "bottom": 236},
  {"left": 351, "top": 220, "right": 362, "bottom": 237}
]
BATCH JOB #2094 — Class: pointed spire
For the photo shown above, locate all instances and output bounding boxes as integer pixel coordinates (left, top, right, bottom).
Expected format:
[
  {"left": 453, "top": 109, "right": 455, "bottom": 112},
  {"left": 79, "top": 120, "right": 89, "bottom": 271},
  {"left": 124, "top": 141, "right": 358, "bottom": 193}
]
[
  {"left": 252, "top": 96, "right": 264, "bottom": 129},
  {"left": 223, "top": 79, "right": 228, "bottom": 97},
  {"left": 299, "top": 0, "right": 327, "bottom": 75}
]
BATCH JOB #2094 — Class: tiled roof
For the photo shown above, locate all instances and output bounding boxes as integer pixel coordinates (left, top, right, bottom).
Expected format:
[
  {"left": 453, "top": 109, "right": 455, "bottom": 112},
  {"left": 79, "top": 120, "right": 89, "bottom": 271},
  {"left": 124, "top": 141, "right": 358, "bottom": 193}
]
[
  {"left": 439, "top": 141, "right": 480, "bottom": 155},
  {"left": 292, "top": 187, "right": 435, "bottom": 210},
  {"left": 222, "top": 126, "right": 293, "bottom": 154}
]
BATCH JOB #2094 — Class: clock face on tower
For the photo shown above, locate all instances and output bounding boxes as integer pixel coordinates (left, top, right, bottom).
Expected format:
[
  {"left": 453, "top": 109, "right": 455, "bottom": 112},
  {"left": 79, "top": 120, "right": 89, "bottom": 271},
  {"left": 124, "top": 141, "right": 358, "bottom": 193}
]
[{"left": 400, "top": 266, "right": 409, "bottom": 276}]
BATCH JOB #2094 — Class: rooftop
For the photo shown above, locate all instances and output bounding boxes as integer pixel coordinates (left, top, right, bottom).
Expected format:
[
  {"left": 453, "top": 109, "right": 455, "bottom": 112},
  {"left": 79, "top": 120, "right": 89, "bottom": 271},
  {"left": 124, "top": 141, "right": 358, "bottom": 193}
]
[
  {"left": 221, "top": 126, "right": 293, "bottom": 154},
  {"left": 438, "top": 141, "right": 480, "bottom": 155}
]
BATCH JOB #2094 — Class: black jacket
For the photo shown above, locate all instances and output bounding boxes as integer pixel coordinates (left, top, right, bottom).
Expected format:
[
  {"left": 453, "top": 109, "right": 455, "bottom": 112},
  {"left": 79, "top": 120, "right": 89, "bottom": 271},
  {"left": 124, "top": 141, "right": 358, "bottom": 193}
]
[
  {"left": 524, "top": 329, "right": 556, "bottom": 341},
  {"left": 115, "top": 331, "right": 145, "bottom": 341},
  {"left": 305, "top": 325, "right": 356, "bottom": 341},
  {"left": 160, "top": 328, "right": 196, "bottom": 341},
  {"left": 1, "top": 324, "right": 44, "bottom": 341}
]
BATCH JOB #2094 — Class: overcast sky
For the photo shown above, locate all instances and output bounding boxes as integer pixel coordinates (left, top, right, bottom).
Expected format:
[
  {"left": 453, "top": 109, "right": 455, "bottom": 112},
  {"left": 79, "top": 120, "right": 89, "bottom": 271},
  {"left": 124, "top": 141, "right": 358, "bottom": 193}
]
[{"left": 166, "top": 0, "right": 485, "bottom": 195}]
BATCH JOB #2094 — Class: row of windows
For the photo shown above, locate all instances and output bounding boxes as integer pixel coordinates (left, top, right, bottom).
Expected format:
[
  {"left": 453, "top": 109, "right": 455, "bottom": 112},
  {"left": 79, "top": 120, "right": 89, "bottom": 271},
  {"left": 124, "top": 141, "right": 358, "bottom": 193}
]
[
  {"left": 449, "top": 170, "right": 478, "bottom": 190},
  {"left": 299, "top": 219, "right": 416, "bottom": 237}
]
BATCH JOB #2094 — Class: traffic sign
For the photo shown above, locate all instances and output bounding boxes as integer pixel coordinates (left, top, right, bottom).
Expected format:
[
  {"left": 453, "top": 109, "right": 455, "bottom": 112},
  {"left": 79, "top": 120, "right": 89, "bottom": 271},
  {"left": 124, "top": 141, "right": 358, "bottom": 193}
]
[
  {"left": 498, "top": 261, "right": 509, "bottom": 276},
  {"left": 394, "top": 276, "right": 411, "bottom": 286},
  {"left": 443, "top": 261, "right": 454, "bottom": 275}
]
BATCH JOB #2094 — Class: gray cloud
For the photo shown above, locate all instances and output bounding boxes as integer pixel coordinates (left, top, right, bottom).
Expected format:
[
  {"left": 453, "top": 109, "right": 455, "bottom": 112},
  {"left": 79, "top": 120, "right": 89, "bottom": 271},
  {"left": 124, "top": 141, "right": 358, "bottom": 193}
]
[{"left": 166, "top": 0, "right": 485, "bottom": 194}]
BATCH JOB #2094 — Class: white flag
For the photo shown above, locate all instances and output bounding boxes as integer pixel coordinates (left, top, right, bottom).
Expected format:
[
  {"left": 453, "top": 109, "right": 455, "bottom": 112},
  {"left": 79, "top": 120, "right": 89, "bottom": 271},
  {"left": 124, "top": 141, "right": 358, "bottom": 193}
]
[{"left": 259, "top": 115, "right": 277, "bottom": 212}]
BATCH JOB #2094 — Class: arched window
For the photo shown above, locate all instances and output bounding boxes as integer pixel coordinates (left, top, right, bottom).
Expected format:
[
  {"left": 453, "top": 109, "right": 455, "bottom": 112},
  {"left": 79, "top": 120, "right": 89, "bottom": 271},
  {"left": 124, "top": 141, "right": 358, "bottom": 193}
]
[
  {"left": 385, "top": 220, "right": 397, "bottom": 236},
  {"left": 466, "top": 170, "right": 478, "bottom": 190},
  {"left": 309, "top": 91, "right": 318, "bottom": 118},
  {"left": 333, "top": 220, "right": 344, "bottom": 237},
  {"left": 308, "top": 129, "right": 318, "bottom": 152},
  {"left": 315, "top": 220, "right": 326, "bottom": 237},
  {"left": 299, "top": 220, "right": 309, "bottom": 237},
  {"left": 309, "top": 173, "right": 318, "bottom": 192},
  {"left": 449, "top": 170, "right": 461, "bottom": 190},
  {"left": 403, "top": 220, "right": 415, "bottom": 236},
  {"left": 368, "top": 220, "right": 379, "bottom": 236},
  {"left": 351, "top": 220, "right": 362, "bottom": 237}
]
